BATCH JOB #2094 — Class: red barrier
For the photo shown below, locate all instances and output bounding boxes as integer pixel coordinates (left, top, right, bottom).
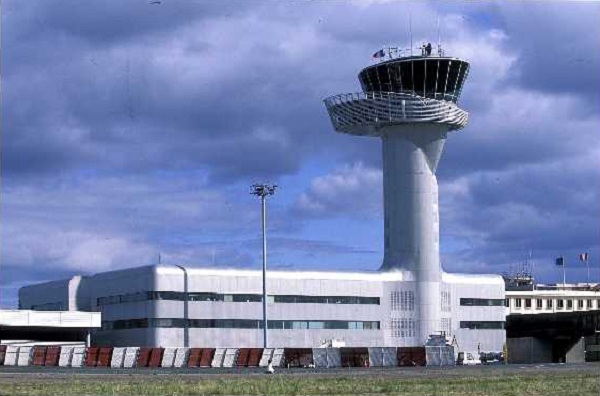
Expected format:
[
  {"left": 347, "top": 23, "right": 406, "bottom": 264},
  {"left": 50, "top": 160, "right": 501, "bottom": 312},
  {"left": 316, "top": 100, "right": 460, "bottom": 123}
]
[
  {"left": 136, "top": 348, "right": 152, "bottom": 367},
  {"left": 397, "top": 347, "right": 426, "bottom": 367},
  {"left": 44, "top": 346, "right": 61, "bottom": 366},
  {"left": 340, "top": 347, "right": 369, "bottom": 367},
  {"left": 0, "top": 345, "right": 7, "bottom": 365},
  {"left": 247, "top": 348, "right": 262, "bottom": 367},
  {"left": 97, "top": 347, "right": 113, "bottom": 367},
  {"left": 187, "top": 348, "right": 203, "bottom": 367},
  {"left": 236, "top": 348, "right": 250, "bottom": 367},
  {"left": 85, "top": 347, "right": 100, "bottom": 367},
  {"left": 283, "top": 348, "right": 313, "bottom": 367},
  {"left": 32, "top": 346, "right": 47, "bottom": 366},
  {"left": 199, "top": 348, "right": 215, "bottom": 367},
  {"left": 148, "top": 348, "right": 164, "bottom": 368}
]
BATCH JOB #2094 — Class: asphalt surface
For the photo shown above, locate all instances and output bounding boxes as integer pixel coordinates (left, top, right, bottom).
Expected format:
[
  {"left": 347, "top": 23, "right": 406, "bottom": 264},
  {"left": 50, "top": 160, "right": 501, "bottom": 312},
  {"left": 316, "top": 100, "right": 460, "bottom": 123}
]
[{"left": 1, "top": 362, "right": 599, "bottom": 381}]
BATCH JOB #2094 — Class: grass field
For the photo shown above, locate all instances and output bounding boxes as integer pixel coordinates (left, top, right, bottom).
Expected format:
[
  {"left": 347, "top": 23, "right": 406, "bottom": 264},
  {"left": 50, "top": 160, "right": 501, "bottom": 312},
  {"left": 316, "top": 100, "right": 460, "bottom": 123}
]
[{"left": 0, "top": 373, "right": 598, "bottom": 396}]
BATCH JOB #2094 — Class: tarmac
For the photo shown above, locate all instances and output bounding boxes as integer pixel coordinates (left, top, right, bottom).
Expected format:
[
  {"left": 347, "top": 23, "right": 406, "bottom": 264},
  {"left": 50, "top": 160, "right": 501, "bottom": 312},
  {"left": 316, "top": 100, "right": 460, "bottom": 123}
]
[{"left": 0, "top": 362, "right": 599, "bottom": 381}]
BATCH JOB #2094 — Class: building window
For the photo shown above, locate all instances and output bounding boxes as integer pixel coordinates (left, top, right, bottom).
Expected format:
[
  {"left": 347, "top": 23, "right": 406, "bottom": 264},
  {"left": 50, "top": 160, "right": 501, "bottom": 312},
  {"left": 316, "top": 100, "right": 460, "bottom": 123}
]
[
  {"left": 587, "top": 300, "right": 592, "bottom": 309},
  {"left": 557, "top": 299, "right": 564, "bottom": 309},
  {"left": 567, "top": 299, "right": 573, "bottom": 309},
  {"left": 515, "top": 298, "right": 522, "bottom": 308},
  {"left": 391, "top": 318, "right": 415, "bottom": 338},
  {"left": 578, "top": 299, "right": 584, "bottom": 309},
  {"left": 188, "top": 293, "right": 223, "bottom": 302},
  {"left": 101, "top": 318, "right": 380, "bottom": 331},
  {"left": 391, "top": 291, "right": 414, "bottom": 311},
  {"left": 597, "top": 299, "right": 600, "bottom": 309},
  {"left": 547, "top": 299, "right": 553, "bottom": 309},
  {"left": 232, "top": 294, "right": 262, "bottom": 303},
  {"left": 30, "top": 302, "right": 63, "bottom": 311},
  {"left": 97, "top": 291, "right": 380, "bottom": 307},
  {"left": 505, "top": 298, "right": 509, "bottom": 307},
  {"left": 441, "top": 287, "right": 451, "bottom": 312},
  {"left": 460, "top": 298, "right": 504, "bottom": 307},
  {"left": 440, "top": 318, "right": 452, "bottom": 336},
  {"left": 525, "top": 299, "right": 532, "bottom": 309},
  {"left": 536, "top": 299, "right": 543, "bottom": 309},
  {"left": 459, "top": 321, "right": 505, "bottom": 330}
]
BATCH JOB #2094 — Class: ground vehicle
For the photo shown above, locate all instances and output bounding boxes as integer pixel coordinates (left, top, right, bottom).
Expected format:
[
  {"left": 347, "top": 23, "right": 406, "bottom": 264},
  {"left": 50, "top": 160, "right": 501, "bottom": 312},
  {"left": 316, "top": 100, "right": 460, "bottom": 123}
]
[{"left": 456, "top": 351, "right": 481, "bottom": 365}]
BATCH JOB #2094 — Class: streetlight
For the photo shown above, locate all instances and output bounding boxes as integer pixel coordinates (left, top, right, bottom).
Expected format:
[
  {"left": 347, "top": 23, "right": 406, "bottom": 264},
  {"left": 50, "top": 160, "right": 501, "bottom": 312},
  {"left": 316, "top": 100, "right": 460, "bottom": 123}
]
[{"left": 250, "top": 184, "right": 277, "bottom": 348}]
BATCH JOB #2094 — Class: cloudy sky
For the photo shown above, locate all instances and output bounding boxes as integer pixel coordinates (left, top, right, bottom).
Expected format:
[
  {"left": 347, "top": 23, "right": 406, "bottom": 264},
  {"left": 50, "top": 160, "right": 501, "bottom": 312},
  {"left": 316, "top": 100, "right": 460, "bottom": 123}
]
[{"left": 1, "top": 1, "right": 599, "bottom": 307}]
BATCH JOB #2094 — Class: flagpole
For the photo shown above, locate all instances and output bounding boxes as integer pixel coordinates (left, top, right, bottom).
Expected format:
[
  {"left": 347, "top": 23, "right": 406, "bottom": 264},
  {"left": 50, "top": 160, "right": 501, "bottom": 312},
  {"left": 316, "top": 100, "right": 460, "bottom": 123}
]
[
  {"left": 562, "top": 257, "right": 566, "bottom": 290},
  {"left": 563, "top": 265, "right": 566, "bottom": 290},
  {"left": 586, "top": 259, "right": 590, "bottom": 288}
]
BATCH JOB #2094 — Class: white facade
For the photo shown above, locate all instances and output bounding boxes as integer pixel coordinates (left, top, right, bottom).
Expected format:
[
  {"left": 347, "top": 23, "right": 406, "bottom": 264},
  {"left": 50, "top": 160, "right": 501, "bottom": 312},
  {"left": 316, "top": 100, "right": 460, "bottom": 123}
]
[
  {"left": 19, "top": 265, "right": 505, "bottom": 352},
  {"left": 506, "top": 287, "right": 600, "bottom": 315},
  {"left": 0, "top": 310, "right": 100, "bottom": 328}
]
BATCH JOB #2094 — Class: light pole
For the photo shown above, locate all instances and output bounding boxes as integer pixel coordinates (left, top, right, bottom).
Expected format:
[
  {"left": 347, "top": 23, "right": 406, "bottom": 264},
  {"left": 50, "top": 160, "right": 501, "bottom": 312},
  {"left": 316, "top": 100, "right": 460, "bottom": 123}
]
[{"left": 250, "top": 184, "right": 277, "bottom": 348}]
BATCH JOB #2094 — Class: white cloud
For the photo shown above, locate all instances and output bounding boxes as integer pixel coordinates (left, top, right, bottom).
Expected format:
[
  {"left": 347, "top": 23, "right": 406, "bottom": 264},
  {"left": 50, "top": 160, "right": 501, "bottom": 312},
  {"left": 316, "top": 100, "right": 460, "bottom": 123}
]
[{"left": 295, "top": 162, "right": 382, "bottom": 217}]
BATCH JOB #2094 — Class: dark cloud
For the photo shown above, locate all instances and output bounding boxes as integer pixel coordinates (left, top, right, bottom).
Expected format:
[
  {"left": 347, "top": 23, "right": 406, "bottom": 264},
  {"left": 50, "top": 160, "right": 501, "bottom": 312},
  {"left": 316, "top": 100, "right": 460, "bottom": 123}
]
[
  {"left": 499, "top": 3, "right": 600, "bottom": 105},
  {"left": 1, "top": 1, "right": 599, "bottom": 306}
]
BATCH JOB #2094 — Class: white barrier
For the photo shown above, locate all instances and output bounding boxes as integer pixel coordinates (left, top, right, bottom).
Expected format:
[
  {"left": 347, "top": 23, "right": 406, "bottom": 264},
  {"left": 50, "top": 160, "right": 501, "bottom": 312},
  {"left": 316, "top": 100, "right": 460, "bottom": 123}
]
[
  {"left": 123, "top": 347, "right": 139, "bottom": 368},
  {"left": 222, "top": 348, "right": 238, "bottom": 368},
  {"left": 71, "top": 347, "right": 86, "bottom": 368},
  {"left": 161, "top": 348, "right": 177, "bottom": 368},
  {"left": 211, "top": 348, "right": 226, "bottom": 368},
  {"left": 313, "top": 348, "right": 341, "bottom": 368},
  {"left": 17, "top": 346, "right": 33, "bottom": 366},
  {"left": 382, "top": 347, "right": 397, "bottom": 366},
  {"left": 110, "top": 347, "right": 126, "bottom": 368},
  {"left": 4, "top": 346, "right": 19, "bottom": 366},
  {"left": 173, "top": 348, "right": 189, "bottom": 368},
  {"left": 368, "top": 347, "right": 397, "bottom": 367},
  {"left": 58, "top": 347, "right": 74, "bottom": 367},
  {"left": 259, "top": 348, "right": 273, "bottom": 367},
  {"left": 272, "top": 348, "right": 285, "bottom": 367}
]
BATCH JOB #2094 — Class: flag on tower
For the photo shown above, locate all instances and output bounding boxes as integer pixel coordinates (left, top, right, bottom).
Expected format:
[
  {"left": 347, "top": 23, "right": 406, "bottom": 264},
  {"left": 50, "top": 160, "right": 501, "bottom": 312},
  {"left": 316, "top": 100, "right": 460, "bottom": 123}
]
[
  {"left": 372, "top": 49, "right": 385, "bottom": 59},
  {"left": 555, "top": 256, "right": 564, "bottom": 266},
  {"left": 579, "top": 253, "right": 589, "bottom": 262}
]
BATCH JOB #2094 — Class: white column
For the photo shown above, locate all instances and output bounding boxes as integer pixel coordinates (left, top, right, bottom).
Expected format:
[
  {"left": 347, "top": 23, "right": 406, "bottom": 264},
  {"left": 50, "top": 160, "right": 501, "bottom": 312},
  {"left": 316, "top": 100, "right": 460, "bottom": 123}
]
[{"left": 379, "top": 123, "right": 447, "bottom": 344}]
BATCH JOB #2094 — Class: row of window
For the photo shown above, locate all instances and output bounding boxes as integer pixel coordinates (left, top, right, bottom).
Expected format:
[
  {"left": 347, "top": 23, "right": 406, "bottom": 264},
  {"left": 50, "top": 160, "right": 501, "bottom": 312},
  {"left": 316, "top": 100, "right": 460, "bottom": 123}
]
[
  {"left": 459, "top": 321, "right": 505, "bottom": 330},
  {"left": 28, "top": 302, "right": 63, "bottom": 311},
  {"left": 101, "top": 318, "right": 381, "bottom": 331},
  {"left": 459, "top": 298, "right": 504, "bottom": 307},
  {"left": 508, "top": 297, "right": 600, "bottom": 310},
  {"left": 97, "top": 291, "right": 380, "bottom": 307}
]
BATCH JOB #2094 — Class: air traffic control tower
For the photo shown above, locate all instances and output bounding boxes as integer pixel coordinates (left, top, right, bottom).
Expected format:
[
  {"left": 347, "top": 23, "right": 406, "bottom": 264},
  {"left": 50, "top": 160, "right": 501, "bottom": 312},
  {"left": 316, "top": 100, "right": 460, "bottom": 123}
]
[{"left": 324, "top": 45, "right": 470, "bottom": 344}]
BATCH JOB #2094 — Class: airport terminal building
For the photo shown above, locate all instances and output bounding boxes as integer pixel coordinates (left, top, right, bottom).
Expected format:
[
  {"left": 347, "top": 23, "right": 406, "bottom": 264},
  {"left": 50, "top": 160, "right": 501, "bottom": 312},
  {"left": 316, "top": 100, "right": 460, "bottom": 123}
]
[
  {"left": 19, "top": 47, "right": 507, "bottom": 352},
  {"left": 19, "top": 265, "right": 505, "bottom": 351}
]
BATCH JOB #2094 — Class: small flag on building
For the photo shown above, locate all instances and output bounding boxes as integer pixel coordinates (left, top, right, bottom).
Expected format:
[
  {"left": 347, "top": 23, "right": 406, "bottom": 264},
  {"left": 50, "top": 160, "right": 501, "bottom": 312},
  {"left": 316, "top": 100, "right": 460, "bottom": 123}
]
[
  {"left": 555, "top": 256, "right": 564, "bottom": 266},
  {"left": 579, "top": 253, "right": 589, "bottom": 262},
  {"left": 372, "top": 49, "right": 385, "bottom": 59}
]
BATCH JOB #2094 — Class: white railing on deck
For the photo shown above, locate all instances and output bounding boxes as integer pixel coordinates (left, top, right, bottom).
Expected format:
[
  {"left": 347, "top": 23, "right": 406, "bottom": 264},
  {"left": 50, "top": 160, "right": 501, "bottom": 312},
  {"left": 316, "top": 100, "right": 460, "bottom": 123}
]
[{"left": 324, "top": 91, "right": 468, "bottom": 134}]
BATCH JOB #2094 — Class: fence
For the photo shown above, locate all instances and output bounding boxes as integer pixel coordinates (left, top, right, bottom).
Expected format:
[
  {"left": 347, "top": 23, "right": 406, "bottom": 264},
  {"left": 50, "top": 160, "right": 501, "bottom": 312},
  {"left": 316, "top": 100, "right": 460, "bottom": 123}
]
[{"left": 0, "top": 345, "right": 459, "bottom": 368}]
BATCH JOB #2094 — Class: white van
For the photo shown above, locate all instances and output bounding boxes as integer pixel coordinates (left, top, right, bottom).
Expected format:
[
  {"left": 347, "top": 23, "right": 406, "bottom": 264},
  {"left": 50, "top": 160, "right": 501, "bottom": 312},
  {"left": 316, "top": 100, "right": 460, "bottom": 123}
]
[{"left": 456, "top": 351, "right": 481, "bottom": 365}]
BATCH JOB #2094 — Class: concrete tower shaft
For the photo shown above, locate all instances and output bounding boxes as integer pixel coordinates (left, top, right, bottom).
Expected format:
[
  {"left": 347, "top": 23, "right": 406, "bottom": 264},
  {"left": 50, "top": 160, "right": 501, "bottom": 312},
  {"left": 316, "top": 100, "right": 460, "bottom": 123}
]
[
  {"left": 324, "top": 52, "right": 470, "bottom": 344},
  {"left": 380, "top": 124, "right": 446, "bottom": 275},
  {"left": 380, "top": 124, "right": 446, "bottom": 342}
]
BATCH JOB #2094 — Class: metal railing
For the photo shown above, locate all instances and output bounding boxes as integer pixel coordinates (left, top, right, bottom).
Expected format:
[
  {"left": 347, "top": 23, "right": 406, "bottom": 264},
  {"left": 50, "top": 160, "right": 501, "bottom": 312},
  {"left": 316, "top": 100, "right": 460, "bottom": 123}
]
[{"left": 323, "top": 91, "right": 468, "bottom": 135}]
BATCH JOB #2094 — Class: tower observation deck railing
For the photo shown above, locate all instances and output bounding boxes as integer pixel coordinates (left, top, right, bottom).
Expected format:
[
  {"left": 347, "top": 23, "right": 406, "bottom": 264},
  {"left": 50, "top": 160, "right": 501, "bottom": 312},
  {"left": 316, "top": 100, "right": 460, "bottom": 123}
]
[{"left": 324, "top": 91, "right": 468, "bottom": 135}]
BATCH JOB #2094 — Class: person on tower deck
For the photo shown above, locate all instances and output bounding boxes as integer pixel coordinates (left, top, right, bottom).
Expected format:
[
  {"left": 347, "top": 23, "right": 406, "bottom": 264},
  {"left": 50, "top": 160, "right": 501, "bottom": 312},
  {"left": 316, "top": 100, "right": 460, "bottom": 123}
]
[{"left": 425, "top": 42, "right": 432, "bottom": 56}]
